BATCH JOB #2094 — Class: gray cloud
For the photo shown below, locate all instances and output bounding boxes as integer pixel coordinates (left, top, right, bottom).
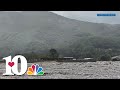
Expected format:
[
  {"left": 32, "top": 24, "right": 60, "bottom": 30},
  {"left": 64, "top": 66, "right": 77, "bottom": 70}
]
[{"left": 51, "top": 11, "right": 120, "bottom": 24}]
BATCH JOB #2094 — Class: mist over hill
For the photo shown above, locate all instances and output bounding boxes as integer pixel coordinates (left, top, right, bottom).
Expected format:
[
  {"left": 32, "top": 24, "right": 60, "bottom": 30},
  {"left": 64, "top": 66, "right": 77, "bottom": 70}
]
[{"left": 0, "top": 11, "right": 120, "bottom": 59}]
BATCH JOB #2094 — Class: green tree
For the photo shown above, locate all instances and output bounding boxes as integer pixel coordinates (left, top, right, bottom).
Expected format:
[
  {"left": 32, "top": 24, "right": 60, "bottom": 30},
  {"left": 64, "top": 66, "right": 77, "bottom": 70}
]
[
  {"left": 99, "top": 54, "right": 111, "bottom": 61},
  {"left": 49, "top": 49, "right": 59, "bottom": 59}
]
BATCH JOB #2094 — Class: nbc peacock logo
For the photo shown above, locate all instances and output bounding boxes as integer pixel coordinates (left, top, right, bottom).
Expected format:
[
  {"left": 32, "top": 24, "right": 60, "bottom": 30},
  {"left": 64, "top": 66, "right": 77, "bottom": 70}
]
[{"left": 27, "top": 64, "right": 44, "bottom": 75}]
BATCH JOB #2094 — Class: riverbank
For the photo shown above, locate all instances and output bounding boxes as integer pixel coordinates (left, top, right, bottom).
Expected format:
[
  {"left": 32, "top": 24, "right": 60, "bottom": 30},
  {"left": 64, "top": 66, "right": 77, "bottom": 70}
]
[{"left": 0, "top": 61, "right": 120, "bottom": 79}]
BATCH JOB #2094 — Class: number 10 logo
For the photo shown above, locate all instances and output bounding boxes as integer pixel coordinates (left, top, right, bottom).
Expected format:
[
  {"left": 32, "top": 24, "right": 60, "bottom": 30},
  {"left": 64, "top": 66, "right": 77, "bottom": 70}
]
[{"left": 3, "top": 55, "right": 27, "bottom": 75}]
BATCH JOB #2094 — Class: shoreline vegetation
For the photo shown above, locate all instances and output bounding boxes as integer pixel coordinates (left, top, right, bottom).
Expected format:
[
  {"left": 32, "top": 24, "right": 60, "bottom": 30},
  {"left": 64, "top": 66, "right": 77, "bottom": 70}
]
[{"left": 1, "top": 48, "right": 120, "bottom": 63}]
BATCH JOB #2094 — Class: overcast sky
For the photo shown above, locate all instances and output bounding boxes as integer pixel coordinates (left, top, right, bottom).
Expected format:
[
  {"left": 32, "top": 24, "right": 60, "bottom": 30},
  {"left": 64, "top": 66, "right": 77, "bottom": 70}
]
[{"left": 51, "top": 11, "right": 120, "bottom": 24}]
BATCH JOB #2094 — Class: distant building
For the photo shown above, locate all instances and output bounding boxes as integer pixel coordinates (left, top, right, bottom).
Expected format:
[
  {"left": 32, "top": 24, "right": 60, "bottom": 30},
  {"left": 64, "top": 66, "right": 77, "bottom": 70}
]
[
  {"left": 64, "top": 57, "right": 74, "bottom": 60},
  {"left": 84, "top": 58, "right": 93, "bottom": 60},
  {"left": 112, "top": 55, "right": 120, "bottom": 61},
  {"left": 76, "top": 58, "right": 95, "bottom": 62},
  {"left": 73, "top": 58, "right": 77, "bottom": 60}
]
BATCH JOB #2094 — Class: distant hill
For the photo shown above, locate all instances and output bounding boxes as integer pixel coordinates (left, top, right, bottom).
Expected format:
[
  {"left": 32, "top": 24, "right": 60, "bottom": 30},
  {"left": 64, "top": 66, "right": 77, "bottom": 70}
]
[{"left": 0, "top": 11, "right": 120, "bottom": 58}]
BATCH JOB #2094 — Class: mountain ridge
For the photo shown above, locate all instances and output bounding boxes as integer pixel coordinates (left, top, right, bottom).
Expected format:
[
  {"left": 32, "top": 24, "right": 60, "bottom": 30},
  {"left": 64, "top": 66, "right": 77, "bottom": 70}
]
[{"left": 0, "top": 11, "right": 119, "bottom": 58}]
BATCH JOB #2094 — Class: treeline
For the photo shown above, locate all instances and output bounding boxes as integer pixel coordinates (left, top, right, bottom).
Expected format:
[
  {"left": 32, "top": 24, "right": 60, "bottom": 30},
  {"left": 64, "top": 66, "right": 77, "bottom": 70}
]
[
  {"left": 17, "top": 36, "right": 120, "bottom": 62},
  {"left": 21, "top": 49, "right": 59, "bottom": 62},
  {"left": 60, "top": 36, "right": 120, "bottom": 61}
]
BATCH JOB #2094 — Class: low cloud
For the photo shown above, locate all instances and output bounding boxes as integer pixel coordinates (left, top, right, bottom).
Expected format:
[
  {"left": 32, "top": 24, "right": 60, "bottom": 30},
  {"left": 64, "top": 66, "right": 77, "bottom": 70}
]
[{"left": 51, "top": 11, "right": 120, "bottom": 24}]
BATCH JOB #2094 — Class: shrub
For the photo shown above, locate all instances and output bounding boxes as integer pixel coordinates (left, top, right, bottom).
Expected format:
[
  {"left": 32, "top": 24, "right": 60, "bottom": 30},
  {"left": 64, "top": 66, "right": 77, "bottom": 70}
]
[{"left": 99, "top": 54, "right": 111, "bottom": 61}]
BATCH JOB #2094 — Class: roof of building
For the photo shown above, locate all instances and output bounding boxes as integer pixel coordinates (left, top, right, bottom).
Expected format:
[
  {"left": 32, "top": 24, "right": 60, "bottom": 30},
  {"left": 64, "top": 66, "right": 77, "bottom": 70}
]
[
  {"left": 112, "top": 55, "right": 120, "bottom": 59},
  {"left": 64, "top": 57, "right": 74, "bottom": 58}
]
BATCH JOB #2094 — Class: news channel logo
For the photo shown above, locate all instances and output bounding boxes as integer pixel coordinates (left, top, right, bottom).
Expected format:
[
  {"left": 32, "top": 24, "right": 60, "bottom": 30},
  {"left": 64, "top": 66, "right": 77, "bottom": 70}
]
[
  {"left": 97, "top": 13, "right": 116, "bottom": 16},
  {"left": 2, "top": 55, "right": 44, "bottom": 76}
]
